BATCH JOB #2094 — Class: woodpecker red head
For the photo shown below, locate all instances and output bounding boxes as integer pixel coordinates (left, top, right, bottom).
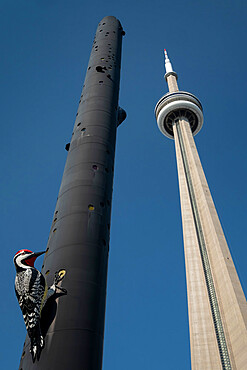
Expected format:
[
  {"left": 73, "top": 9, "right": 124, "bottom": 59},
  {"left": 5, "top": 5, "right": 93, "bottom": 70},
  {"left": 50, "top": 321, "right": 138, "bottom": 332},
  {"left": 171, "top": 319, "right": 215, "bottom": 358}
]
[{"left": 13, "top": 249, "right": 45, "bottom": 271}]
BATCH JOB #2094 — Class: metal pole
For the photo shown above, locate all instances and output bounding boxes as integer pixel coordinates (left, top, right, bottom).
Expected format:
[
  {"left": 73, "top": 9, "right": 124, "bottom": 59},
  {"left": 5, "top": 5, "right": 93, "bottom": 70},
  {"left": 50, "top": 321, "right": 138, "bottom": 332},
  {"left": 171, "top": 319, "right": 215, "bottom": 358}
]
[{"left": 19, "top": 16, "right": 125, "bottom": 370}]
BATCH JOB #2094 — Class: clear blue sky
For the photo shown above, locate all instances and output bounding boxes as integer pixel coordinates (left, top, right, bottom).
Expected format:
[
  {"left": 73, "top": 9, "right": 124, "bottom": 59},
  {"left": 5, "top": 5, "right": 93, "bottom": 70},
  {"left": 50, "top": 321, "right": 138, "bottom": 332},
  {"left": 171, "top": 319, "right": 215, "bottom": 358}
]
[{"left": 1, "top": 0, "right": 247, "bottom": 368}]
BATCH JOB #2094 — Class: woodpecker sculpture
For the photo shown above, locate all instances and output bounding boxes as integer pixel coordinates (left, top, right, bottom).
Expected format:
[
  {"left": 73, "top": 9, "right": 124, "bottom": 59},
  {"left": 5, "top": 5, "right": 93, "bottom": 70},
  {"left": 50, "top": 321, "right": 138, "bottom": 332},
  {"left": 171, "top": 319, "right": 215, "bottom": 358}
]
[{"left": 14, "top": 249, "right": 66, "bottom": 362}]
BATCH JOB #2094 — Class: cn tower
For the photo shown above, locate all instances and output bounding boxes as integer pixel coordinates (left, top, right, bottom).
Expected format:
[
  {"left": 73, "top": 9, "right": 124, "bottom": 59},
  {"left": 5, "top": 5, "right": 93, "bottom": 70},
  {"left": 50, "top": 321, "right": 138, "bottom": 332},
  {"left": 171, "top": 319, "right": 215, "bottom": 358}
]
[{"left": 155, "top": 51, "right": 247, "bottom": 369}]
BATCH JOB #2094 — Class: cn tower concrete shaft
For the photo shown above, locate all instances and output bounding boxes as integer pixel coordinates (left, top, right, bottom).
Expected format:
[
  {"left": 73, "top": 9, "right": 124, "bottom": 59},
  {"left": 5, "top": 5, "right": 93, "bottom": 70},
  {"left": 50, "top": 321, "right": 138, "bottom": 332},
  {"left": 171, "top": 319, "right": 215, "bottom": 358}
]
[
  {"left": 155, "top": 56, "right": 247, "bottom": 369},
  {"left": 19, "top": 16, "right": 125, "bottom": 370}
]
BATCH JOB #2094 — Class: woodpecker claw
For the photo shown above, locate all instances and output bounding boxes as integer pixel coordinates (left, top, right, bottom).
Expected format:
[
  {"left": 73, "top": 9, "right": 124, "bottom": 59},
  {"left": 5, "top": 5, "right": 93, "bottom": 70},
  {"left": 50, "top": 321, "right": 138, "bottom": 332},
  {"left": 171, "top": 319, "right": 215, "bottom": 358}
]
[
  {"left": 54, "top": 270, "right": 66, "bottom": 284},
  {"left": 54, "top": 270, "right": 67, "bottom": 294}
]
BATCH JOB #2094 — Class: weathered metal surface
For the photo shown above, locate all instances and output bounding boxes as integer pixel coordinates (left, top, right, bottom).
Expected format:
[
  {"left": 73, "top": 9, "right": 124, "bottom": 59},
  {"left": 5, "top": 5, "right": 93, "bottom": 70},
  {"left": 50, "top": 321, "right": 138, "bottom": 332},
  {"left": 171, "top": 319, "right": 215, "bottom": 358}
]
[{"left": 19, "top": 16, "right": 125, "bottom": 370}]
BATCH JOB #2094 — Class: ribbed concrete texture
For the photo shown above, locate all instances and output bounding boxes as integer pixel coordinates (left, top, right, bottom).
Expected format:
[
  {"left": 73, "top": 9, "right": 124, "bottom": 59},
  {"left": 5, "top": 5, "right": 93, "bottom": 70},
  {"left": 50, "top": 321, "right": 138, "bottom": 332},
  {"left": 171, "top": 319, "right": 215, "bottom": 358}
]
[
  {"left": 174, "top": 121, "right": 222, "bottom": 369},
  {"left": 166, "top": 74, "right": 179, "bottom": 92},
  {"left": 174, "top": 119, "right": 247, "bottom": 369}
]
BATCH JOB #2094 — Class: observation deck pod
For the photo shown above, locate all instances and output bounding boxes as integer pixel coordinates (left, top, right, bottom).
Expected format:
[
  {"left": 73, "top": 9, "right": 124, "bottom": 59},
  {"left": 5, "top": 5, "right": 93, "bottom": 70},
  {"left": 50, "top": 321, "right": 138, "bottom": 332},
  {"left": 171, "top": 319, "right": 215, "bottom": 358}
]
[{"left": 155, "top": 91, "right": 204, "bottom": 139}]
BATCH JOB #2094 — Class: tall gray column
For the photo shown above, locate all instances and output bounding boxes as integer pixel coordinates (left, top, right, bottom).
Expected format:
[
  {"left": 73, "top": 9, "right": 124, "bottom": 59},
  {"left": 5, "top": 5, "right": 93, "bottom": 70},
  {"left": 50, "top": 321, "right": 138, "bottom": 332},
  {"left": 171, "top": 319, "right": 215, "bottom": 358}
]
[{"left": 19, "top": 16, "right": 125, "bottom": 370}]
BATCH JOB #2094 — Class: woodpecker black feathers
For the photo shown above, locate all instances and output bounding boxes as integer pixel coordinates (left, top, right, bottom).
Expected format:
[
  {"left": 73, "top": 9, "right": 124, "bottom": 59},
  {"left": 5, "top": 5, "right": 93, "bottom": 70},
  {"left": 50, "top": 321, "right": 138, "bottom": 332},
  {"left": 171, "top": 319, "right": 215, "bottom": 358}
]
[{"left": 14, "top": 249, "right": 66, "bottom": 362}]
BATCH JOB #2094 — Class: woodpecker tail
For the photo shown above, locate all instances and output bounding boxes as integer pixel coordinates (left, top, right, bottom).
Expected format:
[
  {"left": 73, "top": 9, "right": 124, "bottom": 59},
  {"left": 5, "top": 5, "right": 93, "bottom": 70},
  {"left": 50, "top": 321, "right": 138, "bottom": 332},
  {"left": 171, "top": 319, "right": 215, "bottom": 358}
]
[{"left": 29, "top": 323, "right": 44, "bottom": 362}]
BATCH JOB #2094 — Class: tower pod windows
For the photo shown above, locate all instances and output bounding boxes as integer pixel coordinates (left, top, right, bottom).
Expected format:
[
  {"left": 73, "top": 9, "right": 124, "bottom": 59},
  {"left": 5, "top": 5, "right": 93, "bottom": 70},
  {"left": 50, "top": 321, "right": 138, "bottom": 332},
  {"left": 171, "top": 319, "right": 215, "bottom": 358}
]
[{"left": 155, "top": 91, "right": 203, "bottom": 139}]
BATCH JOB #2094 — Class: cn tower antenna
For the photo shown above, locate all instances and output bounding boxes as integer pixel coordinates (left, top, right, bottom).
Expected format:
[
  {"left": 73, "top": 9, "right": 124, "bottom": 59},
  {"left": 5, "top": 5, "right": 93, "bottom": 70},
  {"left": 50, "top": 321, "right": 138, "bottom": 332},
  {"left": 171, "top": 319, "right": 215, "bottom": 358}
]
[
  {"left": 162, "top": 49, "right": 178, "bottom": 92},
  {"left": 164, "top": 49, "right": 174, "bottom": 73}
]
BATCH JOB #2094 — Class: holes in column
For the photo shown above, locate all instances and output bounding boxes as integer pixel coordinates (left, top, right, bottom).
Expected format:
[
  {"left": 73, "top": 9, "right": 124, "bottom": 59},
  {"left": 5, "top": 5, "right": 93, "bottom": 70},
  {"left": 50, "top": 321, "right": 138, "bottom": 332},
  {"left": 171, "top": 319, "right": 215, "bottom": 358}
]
[
  {"left": 92, "top": 164, "right": 98, "bottom": 170},
  {"left": 81, "top": 127, "right": 86, "bottom": 132},
  {"left": 101, "top": 57, "right": 105, "bottom": 61},
  {"left": 45, "top": 270, "right": 50, "bottom": 275},
  {"left": 53, "top": 217, "right": 57, "bottom": 222},
  {"left": 53, "top": 228, "right": 57, "bottom": 233},
  {"left": 21, "top": 351, "right": 25, "bottom": 359},
  {"left": 77, "top": 122, "right": 81, "bottom": 127},
  {"left": 99, "top": 29, "right": 103, "bottom": 32},
  {"left": 88, "top": 204, "right": 95, "bottom": 211},
  {"left": 55, "top": 210, "right": 58, "bottom": 215},
  {"left": 46, "top": 247, "right": 49, "bottom": 253},
  {"left": 99, "top": 81, "right": 103, "bottom": 84},
  {"left": 96, "top": 66, "right": 104, "bottom": 73},
  {"left": 88, "top": 66, "right": 91, "bottom": 70}
]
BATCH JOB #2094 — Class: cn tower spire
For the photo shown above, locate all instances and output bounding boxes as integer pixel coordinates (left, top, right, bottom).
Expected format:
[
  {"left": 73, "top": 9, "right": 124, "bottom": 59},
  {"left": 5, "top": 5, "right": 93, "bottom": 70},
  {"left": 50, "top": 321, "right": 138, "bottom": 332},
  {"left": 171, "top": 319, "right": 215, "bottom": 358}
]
[
  {"left": 163, "top": 49, "right": 178, "bottom": 92},
  {"left": 155, "top": 52, "right": 247, "bottom": 369},
  {"left": 164, "top": 49, "right": 174, "bottom": 73}
]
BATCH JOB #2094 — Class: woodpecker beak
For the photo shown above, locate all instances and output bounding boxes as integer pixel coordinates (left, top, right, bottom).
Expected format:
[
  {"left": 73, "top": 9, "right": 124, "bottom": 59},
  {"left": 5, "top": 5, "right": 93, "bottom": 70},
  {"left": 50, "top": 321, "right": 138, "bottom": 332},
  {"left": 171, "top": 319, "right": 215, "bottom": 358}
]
[
  {"left": 33, "top": 251, "right": 46, "bottom": 258},
  {"left": 24, "top": 251, "right": 45, "bottom": 267}
]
